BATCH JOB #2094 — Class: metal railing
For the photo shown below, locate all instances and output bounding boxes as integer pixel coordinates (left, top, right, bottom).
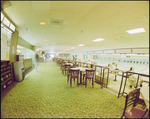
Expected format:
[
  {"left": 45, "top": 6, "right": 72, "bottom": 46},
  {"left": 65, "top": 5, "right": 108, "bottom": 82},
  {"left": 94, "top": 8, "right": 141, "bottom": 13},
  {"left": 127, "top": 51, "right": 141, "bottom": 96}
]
[
  {"left": 94, "top": 65, "right": 109, "bottom": 89},
  {"left": 118, "top": 71, "right": 149, "bottom": 98}
]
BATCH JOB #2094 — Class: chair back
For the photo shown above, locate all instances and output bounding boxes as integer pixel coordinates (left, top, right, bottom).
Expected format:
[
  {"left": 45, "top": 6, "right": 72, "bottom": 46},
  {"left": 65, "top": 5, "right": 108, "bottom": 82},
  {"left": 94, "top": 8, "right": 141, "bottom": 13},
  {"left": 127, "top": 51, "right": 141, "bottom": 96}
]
[
  {"left": 86, "top": 69, "right": 95, "bottom": 78},
  {"left": 74, "top": 64, "right": 79, "bottom": 67},
  {"left": 123, "top": 88, "right": 140, "bottom": 113},
  {"left": 65, "top": 64, "right": 70, "bottom": 69},
  {"left": 83, "top": 63, "right": 88, "bottom": 68},
  {"left": 69, "top": 69, "right": 79, "bottom": 78},
  {"left": 61, "top": 61, "right": 65, "bottom": 66}
]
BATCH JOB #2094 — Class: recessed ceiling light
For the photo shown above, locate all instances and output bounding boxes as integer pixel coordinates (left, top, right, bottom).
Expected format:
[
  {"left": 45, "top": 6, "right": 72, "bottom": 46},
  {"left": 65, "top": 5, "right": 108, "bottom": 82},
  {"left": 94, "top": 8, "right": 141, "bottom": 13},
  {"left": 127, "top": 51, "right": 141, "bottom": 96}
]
[
  {"left": 78, "top": 44, "right": 85, "bottom": 46},
  {"left": 40, "top": 22, "right": 46, "bottom": 25},
  {"left": 45, "top": 39, "right": 48, "bottom": 41},
  {"left": 46, "top": 43, "right": 48, "bottom": 45},
  {"left": 126, "top": 28, "right": 145, "bottom": 34},
  {"left": 93, "top": 38, "right": 105, "bottom": 42},
  {"left": 71, "top": 47, "right": 75, "bottom": 49}
]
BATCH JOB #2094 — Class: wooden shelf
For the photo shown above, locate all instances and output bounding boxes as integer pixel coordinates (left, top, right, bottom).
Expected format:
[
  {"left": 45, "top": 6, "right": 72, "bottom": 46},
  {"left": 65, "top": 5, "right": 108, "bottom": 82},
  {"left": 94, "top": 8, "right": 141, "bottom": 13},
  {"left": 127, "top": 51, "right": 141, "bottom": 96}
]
[
  {"left": 1, "top": 70, "right": 11, "bottom": 76},
  {"left": 1, "top": 77, "right": 12, "bottom": 85},
  {"left": 1, "top": 83, "right": 13, "bottom": 95},
  {"left": 1, "top": 60, "right": 13, "bottom": 95}
]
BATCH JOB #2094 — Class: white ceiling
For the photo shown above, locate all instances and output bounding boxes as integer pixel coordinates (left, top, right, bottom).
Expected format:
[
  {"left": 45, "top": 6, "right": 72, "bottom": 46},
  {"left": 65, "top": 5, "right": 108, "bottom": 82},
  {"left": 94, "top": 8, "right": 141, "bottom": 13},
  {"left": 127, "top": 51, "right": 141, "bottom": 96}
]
[{"left": 1, "top": 1, "right": 149, "bottom": 53}]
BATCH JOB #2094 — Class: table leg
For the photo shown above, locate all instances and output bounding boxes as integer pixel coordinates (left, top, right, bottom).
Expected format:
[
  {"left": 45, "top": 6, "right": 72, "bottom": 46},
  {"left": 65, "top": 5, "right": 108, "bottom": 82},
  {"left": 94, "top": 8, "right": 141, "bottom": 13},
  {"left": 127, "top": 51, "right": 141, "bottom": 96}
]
[
  {"left": 78, "top": 71, "right": 85, "bottom": 85},
  {"left": 113, "top": 75, "right": 117, "bottom": 81},
  {"left": 80, "top": 71, "right": 82, "bottom": 84}
]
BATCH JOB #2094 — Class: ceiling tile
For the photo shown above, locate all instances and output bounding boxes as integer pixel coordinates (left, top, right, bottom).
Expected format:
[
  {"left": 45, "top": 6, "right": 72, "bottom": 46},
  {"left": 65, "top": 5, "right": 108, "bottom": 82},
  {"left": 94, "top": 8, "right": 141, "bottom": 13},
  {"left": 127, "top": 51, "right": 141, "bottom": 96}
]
[
  {"left": 11, "top": 1, "right": 32, "bottom": 13},
  {"left": 50, "top": 11, "right": 68, "bottom": 19},
  {"left": 33, "top": 10, "right": 50, "bottom": 23},
  {"left": 18, "top": 12, "right": 37, "bottom": 25},
  {"left": 50, "top": 1, "right": 74, "bottom": 11},
  {"left": 124, "top": 1, "right": 149, "bottom": 16},
  {"left": 69, "top": 1, "right": 97, "bottom": 15},
  {"left": 63, "top": 13, "right": 84, "bottom": 26},
  {"left": 3, "top": 6, "right": 24, "bottom": 26},
  {"left": 31, "top": 1, "right": 51, "bottom": 11}
]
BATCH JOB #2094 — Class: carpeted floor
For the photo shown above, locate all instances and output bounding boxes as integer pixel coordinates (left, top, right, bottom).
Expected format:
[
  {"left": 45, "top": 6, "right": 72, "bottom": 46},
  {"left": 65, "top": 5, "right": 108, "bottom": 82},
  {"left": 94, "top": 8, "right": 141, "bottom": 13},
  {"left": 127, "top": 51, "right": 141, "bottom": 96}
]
[{"left": 1, "top": 60, "right": 126, "bottom": 118}]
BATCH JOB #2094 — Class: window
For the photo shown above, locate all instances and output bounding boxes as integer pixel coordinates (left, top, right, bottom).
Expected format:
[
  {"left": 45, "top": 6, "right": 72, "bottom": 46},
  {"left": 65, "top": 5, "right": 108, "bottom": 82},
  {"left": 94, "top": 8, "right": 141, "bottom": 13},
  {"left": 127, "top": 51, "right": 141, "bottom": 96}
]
[
  {"left": 3, "top": 17, "right": 10, "bottom": 27},
  {"left": 1, "top": 12, "right": 4, "bottom": 21},
  {"left": 10, "top": 23, "right": 16, "bottom": 32}
]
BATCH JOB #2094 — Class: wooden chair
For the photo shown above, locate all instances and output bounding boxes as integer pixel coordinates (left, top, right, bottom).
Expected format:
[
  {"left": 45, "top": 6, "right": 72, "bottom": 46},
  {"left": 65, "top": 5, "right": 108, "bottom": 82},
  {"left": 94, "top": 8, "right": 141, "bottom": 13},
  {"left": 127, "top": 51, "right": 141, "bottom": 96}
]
[
  {"left": 60, "top": 61, "right": 65, "bottom": 70},
  {"left": 83, "top": 69, "right": 95, "bottom": 88},
  {"left": 136, "top": 93, "right": 146, "bottom": 110},
  {"left": 68, "top": 69, "right": 80, "bottom": 87},
  {"left": 62, "top": 64, "right": 70, "bottom": 76},
  {"left": 121, "top": 88, "right": 148, "bottom": 118},
  {"left": 73, "top": 63, "right": 79, "bottom": 68}
]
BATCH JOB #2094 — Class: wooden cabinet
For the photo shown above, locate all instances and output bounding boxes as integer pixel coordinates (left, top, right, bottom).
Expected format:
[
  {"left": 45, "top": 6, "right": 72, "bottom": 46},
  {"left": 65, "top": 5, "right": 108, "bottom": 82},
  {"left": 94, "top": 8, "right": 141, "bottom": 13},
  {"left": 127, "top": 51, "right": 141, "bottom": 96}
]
[{"left": 1, "top": 60, "right": 13, "bottom": 94}]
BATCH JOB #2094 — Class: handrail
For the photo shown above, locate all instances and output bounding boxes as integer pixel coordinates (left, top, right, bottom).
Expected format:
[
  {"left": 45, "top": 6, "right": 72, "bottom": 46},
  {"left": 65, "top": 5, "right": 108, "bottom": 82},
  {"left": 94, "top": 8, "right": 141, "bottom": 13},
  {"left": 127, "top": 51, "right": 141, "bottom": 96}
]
[
  {"left": 95, "top": 65, "right": 109, "bottom": 89},
  {"left": 118, "top": 71, "right": 149, "bottom": 98}
]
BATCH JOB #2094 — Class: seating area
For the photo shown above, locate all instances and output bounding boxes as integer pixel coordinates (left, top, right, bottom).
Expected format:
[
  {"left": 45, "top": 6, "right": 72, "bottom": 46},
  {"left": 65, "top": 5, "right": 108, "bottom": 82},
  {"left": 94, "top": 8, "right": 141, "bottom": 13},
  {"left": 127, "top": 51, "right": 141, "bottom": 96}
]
[
  {"left": 53, "top": 57, "right": 149, "bottom": 118},
  {"left": 1, "top": 1, "right": 149, "bottom": 118}
]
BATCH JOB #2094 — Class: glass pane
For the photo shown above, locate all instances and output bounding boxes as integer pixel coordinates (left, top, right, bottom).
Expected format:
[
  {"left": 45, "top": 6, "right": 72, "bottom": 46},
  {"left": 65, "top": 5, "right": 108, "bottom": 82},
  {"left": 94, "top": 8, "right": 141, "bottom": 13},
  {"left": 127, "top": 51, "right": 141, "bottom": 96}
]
[
  {"left": 1, "top": 12, "right": 4, "bottom": 21},
  {"left": 10, "top": 23, "right": 16, "bottom": 31},
  {"left": 3, "top": 17, "right": 10, "bottom": 27}
]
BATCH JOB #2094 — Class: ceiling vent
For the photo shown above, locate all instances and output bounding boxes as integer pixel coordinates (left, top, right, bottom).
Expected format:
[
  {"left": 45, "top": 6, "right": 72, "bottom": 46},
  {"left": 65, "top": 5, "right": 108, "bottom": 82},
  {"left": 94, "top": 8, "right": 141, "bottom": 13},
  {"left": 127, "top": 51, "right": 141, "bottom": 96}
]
[{"left": 50, "top": 19, "right": 64, "bottom": 25}]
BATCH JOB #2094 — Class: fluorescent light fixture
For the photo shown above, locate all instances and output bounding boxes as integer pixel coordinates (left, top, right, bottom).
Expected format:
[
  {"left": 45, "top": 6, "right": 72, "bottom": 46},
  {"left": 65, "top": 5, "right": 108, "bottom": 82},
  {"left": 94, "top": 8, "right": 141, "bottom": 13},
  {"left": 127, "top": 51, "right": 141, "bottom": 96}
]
[
  {"left": 40, "top": 22, "right": 46, "bottom": 25},
  {"left": 71, "top": 47, "right": 75, "bottom": 49},
  {"left": 66, "top": 49, "right": 69, "bottom": 50},
  {"left": 1, "top": 12, "right": 4, "bottom": 21},
  {"left": 78, "top": 44, "right": 85, "bottom": 46},
  {"left": 126, "top": 28, "right": 145, "bottom": 34},
  {"left": 45, "top": 39, "right": 48, "bottom": 41},
  {"left": 3, "top": 17, "right": 10, "bottom": 27},
  {"left": 93, "top": 38, "right": 105, "bottom": 42},
  {"left": 10, "top": 23, "right": 16, "bottom": 32}
]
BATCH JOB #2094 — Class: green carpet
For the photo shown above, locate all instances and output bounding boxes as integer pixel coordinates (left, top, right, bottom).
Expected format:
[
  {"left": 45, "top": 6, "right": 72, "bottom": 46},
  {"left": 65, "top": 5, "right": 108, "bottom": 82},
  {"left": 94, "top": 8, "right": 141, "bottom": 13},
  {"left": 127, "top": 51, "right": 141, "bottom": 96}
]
[{"left": 1, "top": 60, "right": 125, "bottom": 118}]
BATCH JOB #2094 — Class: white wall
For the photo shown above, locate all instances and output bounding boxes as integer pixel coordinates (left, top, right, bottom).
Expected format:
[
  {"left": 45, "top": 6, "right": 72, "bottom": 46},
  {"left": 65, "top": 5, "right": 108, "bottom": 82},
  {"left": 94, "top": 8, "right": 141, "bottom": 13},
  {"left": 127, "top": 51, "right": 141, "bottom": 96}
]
[{"left": 1, "top": 28, "right": 12, "bottom": 60}]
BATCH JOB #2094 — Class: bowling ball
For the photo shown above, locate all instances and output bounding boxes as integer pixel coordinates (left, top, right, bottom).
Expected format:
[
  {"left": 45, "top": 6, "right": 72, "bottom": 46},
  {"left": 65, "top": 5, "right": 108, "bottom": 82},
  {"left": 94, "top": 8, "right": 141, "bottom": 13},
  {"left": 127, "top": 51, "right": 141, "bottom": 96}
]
[
  {"left": 3, "top": 85, "right": 6, "bottom": 88},
  {"left": 6, "top": 75, "right": 8, "bottom": 78},
  {"left": 1, "top": 77, "right": 3, "bottom": 82}
]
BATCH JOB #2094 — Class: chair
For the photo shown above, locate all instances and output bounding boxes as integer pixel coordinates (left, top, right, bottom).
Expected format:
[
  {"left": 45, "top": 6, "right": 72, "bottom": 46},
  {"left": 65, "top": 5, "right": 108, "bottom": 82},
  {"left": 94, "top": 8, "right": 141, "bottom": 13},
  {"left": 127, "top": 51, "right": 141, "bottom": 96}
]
[
  {"left": 83, "top": 63, "right": 88, "bottom": 68},
  {"left": 83, "top": 69, "right": 95, "bottom": 88},
  {"left": 136, "top": 93, "right": 146, "bottom": 110},
  {"left": 74, "top": 63, "right": 79, "bottom": 67},
  {"left": 60, "top": 61, "right": 65, "bottom": 70},
  {"left": 68, "top": 69, "right": 80, "bottom": 87},
  {"left": 121, "top": 88, "right": 148, "bottom": 118},
  {"left": 62, "top": 64, "right": 70, "bottom": 76}
]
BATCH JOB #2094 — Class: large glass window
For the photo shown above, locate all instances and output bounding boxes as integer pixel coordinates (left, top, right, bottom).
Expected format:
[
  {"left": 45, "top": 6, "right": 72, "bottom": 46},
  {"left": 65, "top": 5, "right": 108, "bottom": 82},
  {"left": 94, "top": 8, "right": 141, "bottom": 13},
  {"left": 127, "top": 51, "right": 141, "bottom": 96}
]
[
  {"left": 10, "top": 23, "right": 16, "bottom": 32},
  {"left": 3, "top": 17, "right": 10, "bottom": 27}
]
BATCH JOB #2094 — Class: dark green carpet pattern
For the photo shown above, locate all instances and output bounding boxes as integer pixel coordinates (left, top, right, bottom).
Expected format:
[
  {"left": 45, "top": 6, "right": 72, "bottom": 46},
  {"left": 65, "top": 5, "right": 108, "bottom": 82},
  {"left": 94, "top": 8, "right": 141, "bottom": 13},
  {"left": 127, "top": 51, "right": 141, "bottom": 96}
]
[{"left": 1, "top": 60, "right": 125, "bottom": 118}]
